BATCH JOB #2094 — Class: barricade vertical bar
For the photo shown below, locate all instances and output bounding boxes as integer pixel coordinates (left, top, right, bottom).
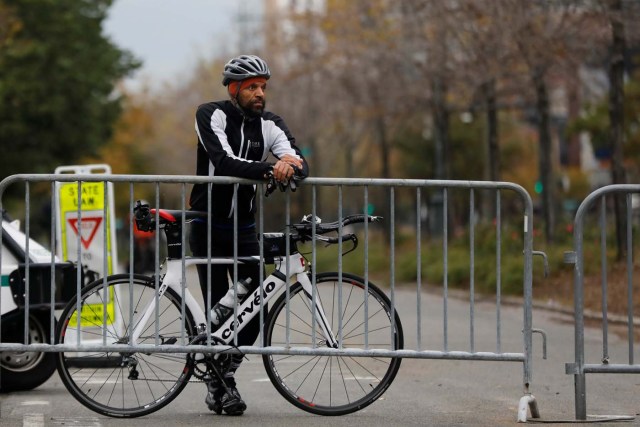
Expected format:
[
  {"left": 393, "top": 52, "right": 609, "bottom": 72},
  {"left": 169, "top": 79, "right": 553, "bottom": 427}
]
[
  {"left": 363, "top": 186, "right": 369, "bottom": 350},
  {"left": 233, "top": 183, "right": 239, "bottom": 348},
  {"left": 24, "top": 183, "right": 30, "bottom": 345},
  {"left": 181, "top": 184, "right": 187, "bottom": 345},
  {"left": 600, "top": 197, "right": 608, "bottom": 360},
  {"left": 128, "top": 183, "right": 134, "bottom": 346},
  {"left": 522, "top": 189, "right": 534, "bottom": 394},
  {"left": 626, "top": 194, "right": 633, "bottom": 364},
  {"left": 102, "top": 182, "right": 108, "bottom": 345},
  {"left": 311, "top": 184, "right": 317, "bottom": 348},
  {"left": 416, "top": 188, "right": 422, "bottom": 351},
  {"left": 496, "top": 190, "right": 502, "bottom": 353},
  {"left": 154, "top": 182, "right": 161, "bottom": 345},
  {"left": 76, "top": 181, "right": 83, "bottom": 345},
  {"left": 285, "top": 189, "right": 291, "bottom": 347},
  {"left": 206, "top": 182, "right": 212, "bottom": 344},
  {"left": 128, "top": 185, "right": 134, "bottom": 281},
  {"left": 443, "top": 187, "right": 449, "bottom": 352},
  {"left": 469, "top": 189, "right": 475, "bottom": 353},
  {"left": 574, "top": 191, "right": 587, "bottom": 420},
  {"left": 50, "top": 182, "right": 57, "bottom": 344},
  {"left": 338, "top": 185, "right": 343, "bottom": 348},
  {"left": 258, "top": 185, "right": 265, "bottom": 347},
  {"left": 390, "top": 187, "right": 396, "bottom": 349}
]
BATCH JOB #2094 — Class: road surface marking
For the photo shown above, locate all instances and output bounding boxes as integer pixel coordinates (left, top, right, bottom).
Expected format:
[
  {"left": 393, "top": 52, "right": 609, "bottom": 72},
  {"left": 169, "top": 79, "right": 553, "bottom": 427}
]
[{"left": 23, "top": 414, "right": 44, "bottom": 427}]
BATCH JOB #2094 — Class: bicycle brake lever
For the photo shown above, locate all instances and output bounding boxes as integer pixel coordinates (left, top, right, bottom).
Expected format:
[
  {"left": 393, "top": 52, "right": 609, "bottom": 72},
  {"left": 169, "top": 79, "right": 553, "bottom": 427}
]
[{"left": 265, "top": 174, "right": 278, "bottom": 197}]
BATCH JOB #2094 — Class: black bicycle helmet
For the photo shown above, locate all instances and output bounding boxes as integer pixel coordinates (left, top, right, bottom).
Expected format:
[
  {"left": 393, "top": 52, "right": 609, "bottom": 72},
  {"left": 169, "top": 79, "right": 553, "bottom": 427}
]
[{"left": 222, "top": 55, "right": 271, "bottom": 86}]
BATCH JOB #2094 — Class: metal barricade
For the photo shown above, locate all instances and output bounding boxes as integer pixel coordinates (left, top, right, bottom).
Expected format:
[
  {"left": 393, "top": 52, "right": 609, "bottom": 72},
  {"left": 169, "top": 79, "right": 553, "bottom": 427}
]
[
  {"left": 0, "top": 173, "right": 540, "bottom": 420},
  {"left": 565, "top": 184, "right": 640, "bottom": 420}
]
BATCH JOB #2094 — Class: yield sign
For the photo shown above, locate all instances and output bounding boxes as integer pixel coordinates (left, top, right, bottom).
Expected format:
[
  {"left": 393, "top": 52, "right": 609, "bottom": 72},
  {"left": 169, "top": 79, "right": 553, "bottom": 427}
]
[{"left": 67, "top": 217, "right": 103, "bottom": 250}]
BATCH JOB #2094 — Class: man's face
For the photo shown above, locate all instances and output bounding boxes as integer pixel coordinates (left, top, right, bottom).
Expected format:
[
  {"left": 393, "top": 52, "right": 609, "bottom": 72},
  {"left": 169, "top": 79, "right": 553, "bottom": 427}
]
[{"left": 237, "top": 80, "right": 267, "bottom": 115}]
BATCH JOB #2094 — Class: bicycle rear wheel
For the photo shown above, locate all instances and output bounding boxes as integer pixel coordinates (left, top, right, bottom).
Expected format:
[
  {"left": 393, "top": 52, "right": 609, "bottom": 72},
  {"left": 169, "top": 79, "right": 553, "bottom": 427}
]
[
  {"left": 262, "top": 272, "right": 403, "bottom": 416},
  {"left": 55, "top": 274, "right": 196, "bottom": 418}
]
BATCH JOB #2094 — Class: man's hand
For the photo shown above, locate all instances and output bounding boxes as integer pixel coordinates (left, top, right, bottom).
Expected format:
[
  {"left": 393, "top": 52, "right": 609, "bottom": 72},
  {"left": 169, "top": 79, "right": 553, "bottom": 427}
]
[
  {"left": 280, "top": 154, "right": 303, "bottom": 169},
  {"left": 265, "top": 155, "right": 306, "bottom": 197},
  {"left": 273, "top": 155, "right": 303, "bottom": 183}
]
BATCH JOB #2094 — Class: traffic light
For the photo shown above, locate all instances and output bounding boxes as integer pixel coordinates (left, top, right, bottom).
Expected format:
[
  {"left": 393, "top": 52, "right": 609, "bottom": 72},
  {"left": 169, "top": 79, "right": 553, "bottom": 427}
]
[{"left": 534, "top": 181, "right": 543, "bottom": 194}]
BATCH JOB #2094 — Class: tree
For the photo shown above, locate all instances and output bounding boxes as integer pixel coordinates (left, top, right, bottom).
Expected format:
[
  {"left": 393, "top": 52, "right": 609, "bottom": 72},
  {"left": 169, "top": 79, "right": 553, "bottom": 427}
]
[
  {"left": 0, "top": 0, "right": 139, "bottom": 181},
  {"left": 503, "top": 0, "right": 587, "bottom": 243},
  {"left": 607, "top": 0, "right": 628, "bottom": 260},
  {"left": 567, "top": 0, "right": 640, "bottom": 258},
  {"left": 568, "top": 73, "right": 640, "bottom": 173},
  {"left": 0, "top": 2, "right": 20, "bottom": 47}
]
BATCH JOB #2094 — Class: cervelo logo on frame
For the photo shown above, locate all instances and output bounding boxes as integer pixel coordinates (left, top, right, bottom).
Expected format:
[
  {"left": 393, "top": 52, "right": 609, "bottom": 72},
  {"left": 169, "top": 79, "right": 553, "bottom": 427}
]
[{"left": 221, "top": 280, "right": 277, "bottom": 339}]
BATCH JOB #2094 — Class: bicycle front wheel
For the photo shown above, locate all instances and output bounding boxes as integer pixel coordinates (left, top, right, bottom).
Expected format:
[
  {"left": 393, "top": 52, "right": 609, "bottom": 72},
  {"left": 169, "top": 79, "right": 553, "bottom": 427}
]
[
  {"left": 55, "top": 274, "right": 196, "bottom": 418},
  {"left": 263, "top": 272, "right": 403, "bottom": 416}
]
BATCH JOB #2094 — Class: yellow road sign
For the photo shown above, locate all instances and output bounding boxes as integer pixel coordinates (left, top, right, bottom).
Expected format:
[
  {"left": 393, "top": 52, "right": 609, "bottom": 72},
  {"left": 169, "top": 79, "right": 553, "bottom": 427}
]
[
  {"left": 58, "top": 181, "right": 114, "bottom": 276},
  {"left": 57, "top": 173, "right": 117, "bottom": 328}
]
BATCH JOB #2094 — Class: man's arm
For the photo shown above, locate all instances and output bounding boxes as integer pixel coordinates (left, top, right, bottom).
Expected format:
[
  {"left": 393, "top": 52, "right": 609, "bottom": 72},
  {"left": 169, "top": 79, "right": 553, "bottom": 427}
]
[
  {"left": 195, "top": 103, "right": 272, "bottom": 180},
  {"left": 263, "top": 113, "right": 309, "bottom": 182}
]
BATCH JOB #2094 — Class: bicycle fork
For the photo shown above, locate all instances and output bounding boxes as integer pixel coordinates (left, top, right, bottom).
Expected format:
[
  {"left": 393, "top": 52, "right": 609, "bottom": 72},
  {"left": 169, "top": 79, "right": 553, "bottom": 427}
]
[{"left": 296, "top": 273, "right": 339, "bottom": 349}]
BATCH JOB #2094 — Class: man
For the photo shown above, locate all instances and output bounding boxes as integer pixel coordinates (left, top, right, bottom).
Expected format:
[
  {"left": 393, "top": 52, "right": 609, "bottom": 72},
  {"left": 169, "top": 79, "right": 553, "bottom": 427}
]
[{"left": 189, "top": 54, "right": 308, "bottom": 416}]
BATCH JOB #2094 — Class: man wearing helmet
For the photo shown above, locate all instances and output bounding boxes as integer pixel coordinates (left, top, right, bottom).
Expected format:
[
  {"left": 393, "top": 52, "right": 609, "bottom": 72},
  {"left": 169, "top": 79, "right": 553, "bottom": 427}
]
[{"left": 189, "top": 55, "right": 308, "bottom": 416}]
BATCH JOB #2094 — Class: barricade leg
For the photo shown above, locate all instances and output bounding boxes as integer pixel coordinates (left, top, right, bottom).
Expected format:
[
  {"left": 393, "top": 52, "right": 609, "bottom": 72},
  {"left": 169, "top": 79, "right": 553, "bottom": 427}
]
[
  {"left": 517, "top": 394, "right": 540, "bottom": 422},
  {"left": 574, "top": 373, "right": 587, "bottom": 420}
]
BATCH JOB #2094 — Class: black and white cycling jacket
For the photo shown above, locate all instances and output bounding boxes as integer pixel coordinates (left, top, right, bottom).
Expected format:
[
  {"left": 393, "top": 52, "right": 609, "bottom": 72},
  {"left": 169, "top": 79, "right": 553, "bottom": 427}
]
[{"left": 189, "top": 100, "right": 308, "bottom": 223}]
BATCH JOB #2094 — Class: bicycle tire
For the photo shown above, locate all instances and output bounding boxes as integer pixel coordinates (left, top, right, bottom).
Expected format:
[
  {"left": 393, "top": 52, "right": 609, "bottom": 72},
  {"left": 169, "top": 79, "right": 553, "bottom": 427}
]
[
  {"left": 55, "top": 274, "right": 196, "bottom": 418},
  {"left": 262, "top": 272, "right": 403, "bottom": 416},
  {"left": 1, "top": 312, "right": 56, "bottom": 392}
]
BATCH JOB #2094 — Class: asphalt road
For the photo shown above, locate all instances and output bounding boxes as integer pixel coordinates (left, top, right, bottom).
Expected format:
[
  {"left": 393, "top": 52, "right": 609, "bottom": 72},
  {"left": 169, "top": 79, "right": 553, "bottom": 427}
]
[{"left": 1, "top": 288, "right": 639, "bottom": 426}]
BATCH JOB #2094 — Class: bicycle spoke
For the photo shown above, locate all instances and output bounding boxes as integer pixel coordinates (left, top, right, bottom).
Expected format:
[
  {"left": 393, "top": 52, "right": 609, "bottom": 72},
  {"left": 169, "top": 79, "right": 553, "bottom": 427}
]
[
  {"left": 312, "top": 357, "right": 331, "bottom": 403},
  {"left": 342, "top": 304, "right": 385, "bottom": 337},
  {"left": 57, "top": 277, "right": 195, "bottom": 417},
  {"left": 139, "top": 356, "right": 184, "bottom": 381},
  {"left": 264, "top": 274, "right": 402, "bottom": 415},
  {"left": 343, "top": 324, "right": 391, "bottom": 342},
  {"left": 344, "top": 356, "right": 383, "bottom": 384},
  {"left": 294, "top": 356, "right": 324, "bottom": 395},
  {"left": 273, "top": 322, "right": 315, "bottom": 339},
  {"left": 102, "top": 365, "right": 122, "bottom": 405},
  {"left": 340, "top": 284, "right": 355, "bottom": 327},
  {"left": 281, "top": 355, "right": 322, "bottom": 381}
]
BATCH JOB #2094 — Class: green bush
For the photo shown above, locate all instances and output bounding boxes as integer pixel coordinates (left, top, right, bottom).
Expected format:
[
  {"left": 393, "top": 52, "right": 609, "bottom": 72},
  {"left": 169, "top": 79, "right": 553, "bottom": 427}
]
[{"left": 295, "top": 219, "right": 638, "bottom": 298}]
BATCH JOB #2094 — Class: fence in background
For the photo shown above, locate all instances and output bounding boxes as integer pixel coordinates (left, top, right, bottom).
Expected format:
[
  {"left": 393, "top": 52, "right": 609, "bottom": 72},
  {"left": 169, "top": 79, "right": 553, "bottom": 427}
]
[{"left": 565, "top": 184, "right": 640, "bottom": 420}]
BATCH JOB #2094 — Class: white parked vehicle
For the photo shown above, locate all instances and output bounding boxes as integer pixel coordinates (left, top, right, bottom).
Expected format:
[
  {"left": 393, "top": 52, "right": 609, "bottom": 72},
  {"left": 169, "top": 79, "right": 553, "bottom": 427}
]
[{"left": 1, "top": 211, "right": 81, "bottom": 392}]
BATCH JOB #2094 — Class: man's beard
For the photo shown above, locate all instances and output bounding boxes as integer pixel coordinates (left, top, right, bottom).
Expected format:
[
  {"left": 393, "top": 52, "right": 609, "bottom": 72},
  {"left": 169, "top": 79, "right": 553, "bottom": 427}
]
[{"left": 241, "top": 99, "right": 265, "bottom": 118}]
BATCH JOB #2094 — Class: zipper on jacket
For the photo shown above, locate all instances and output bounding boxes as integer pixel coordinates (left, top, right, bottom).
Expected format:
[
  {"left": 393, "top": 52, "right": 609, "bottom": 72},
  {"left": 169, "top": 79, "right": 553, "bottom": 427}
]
[
  {"left": 228, "top": 116, "right": 246, "bottom": 219},
  {"left": 238, "top": 116, "right": 246, "bottom": 161}
]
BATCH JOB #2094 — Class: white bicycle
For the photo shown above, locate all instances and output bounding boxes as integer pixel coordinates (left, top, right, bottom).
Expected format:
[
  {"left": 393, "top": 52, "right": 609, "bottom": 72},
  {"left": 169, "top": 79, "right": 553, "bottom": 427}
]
[{"left": 55, "top": 202, "right": 403, "bottom": 418}]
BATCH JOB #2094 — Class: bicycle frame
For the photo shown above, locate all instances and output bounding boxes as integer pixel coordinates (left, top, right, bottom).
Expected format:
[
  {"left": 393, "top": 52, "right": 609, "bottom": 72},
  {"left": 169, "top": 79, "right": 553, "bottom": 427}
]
[{"left": 131, "top": 252, "right": 339, "bottom": 348}]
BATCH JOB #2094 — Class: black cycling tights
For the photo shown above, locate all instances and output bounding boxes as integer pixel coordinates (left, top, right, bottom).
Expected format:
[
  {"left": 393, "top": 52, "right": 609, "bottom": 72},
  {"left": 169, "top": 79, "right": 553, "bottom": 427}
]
[{"left": 189, "top": 221, "right": 262, "bottom": 348}]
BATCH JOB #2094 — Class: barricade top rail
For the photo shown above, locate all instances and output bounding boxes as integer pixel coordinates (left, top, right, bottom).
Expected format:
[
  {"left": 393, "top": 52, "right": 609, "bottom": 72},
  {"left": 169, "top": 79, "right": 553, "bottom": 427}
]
[
  {"left": 573, "top": 184, "right": 640, "bottom": 223},
  {"left": 571, "top": 184, "right": 640, "bottom": 243},
  {"left": 0, "top": 173, "right": 532, "bottom": 198}
]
